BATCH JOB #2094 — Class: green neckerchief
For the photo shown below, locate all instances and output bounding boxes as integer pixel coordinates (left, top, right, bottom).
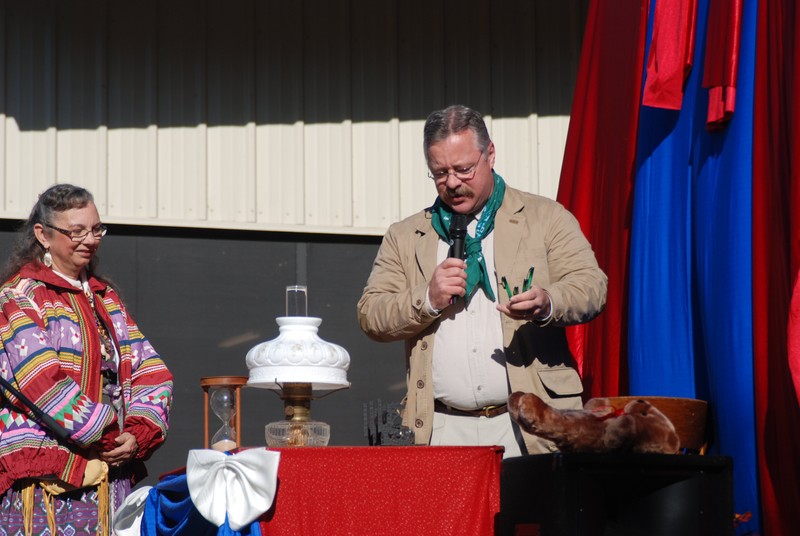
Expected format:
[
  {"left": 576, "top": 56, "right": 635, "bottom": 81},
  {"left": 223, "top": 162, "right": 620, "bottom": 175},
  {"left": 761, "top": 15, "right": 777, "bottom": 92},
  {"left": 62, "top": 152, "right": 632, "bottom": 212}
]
[{"left": 430, "top": 172, "right": 506, "bottom": 303}]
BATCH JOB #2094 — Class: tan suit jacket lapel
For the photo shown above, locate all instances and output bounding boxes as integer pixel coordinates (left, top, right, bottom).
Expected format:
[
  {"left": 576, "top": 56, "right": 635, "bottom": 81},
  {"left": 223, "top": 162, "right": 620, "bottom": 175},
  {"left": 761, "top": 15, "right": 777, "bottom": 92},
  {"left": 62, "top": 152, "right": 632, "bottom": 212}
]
[
  {"left": 493, "top": 188, "right": 526, "bottom": 298},
  {"left": 414, "top": 210, "right": 439, "bottom": 282}
]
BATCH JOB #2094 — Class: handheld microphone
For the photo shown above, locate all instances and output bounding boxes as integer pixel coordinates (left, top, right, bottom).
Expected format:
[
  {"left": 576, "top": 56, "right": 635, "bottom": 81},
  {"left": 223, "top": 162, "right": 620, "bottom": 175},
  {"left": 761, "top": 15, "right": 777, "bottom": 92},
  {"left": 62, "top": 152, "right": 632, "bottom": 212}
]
[{"left": 448, "top": 214, "right": 468, "bottom": 304}]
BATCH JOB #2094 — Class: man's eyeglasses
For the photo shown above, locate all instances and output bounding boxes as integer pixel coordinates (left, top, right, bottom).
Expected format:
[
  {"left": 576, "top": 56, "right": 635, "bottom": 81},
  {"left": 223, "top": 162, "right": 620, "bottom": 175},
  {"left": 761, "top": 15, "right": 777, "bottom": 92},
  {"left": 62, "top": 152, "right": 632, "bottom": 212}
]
[
  {"left": 45, "top": 223, "right": 108, "bottom": 242},
  {"left": 427, "top": 153, "right": 484, "bottom": 182}
]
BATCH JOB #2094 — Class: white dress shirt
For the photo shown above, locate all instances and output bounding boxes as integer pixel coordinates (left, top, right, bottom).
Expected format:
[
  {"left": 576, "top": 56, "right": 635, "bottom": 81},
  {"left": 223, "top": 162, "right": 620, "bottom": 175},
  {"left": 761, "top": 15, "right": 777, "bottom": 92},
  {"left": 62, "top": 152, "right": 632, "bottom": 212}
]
[{"left": 431, "top": 219, "right": 509, "bottom": 410}]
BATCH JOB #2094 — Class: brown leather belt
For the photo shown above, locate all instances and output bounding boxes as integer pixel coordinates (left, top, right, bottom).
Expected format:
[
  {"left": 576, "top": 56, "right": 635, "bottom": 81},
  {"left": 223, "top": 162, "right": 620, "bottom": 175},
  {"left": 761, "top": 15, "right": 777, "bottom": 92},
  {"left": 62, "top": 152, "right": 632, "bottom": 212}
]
[{"left": 434, "top": 399, "right": 508, "bottom": 418}]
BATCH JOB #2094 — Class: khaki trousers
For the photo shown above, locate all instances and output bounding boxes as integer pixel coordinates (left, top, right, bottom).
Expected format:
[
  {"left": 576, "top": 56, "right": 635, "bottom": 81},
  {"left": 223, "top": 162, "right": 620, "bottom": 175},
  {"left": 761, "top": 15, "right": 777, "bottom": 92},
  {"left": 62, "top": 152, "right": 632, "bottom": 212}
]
[{"left": 429, "top": 411, "right": 524, "bottom": 458}]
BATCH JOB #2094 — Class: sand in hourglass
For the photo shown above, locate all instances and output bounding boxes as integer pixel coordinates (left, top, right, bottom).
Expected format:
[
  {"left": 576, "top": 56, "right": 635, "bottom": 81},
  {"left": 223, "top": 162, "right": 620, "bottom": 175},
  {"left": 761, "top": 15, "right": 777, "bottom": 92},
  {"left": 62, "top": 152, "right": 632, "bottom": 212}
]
[{"left": 212, "top": 438, "right": 238, "bottom": 451}]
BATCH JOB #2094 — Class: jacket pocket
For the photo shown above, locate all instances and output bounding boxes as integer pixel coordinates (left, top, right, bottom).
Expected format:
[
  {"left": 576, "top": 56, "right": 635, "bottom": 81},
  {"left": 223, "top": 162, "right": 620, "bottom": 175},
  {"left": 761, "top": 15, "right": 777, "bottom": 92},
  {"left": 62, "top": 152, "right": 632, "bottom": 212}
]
[{"left": 536, "top": 367, "right": 583, "bottom": 409}]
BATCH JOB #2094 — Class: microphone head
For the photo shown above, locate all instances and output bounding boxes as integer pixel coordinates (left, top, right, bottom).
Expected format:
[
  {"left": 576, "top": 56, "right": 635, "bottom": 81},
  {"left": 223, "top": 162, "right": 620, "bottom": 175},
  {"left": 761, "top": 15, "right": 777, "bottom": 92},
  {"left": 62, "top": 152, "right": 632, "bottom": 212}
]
[{"left": 449, "top": 214, "right": 468, "bottom": 238}]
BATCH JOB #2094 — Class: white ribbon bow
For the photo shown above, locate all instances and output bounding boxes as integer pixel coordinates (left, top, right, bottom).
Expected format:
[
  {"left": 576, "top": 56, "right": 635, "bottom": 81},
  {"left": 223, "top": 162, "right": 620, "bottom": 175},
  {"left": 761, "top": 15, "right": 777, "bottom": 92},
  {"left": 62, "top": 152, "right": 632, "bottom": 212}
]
[{"left": 186, "top": 448, "right": 281, "bottom": 531}]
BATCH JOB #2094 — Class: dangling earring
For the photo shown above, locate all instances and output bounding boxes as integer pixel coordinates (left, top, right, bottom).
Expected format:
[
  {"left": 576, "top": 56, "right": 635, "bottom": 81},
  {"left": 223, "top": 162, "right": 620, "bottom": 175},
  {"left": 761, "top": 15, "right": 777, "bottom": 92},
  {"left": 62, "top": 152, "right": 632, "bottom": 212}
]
[{"left": 42, "top": 249, "right": 53, "bottom": 268}]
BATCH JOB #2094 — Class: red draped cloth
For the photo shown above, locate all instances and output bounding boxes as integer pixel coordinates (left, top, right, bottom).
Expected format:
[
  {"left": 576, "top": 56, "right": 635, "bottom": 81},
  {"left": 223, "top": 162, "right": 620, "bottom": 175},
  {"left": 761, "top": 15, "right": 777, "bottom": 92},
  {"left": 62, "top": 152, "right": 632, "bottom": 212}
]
[
  {"left": 557, "top": 0, "right": 649, "bottom": 399},
  {"left": 703, "top": 0, "right": 743, "bottom": 129},
  {"left": 642, "top": 0, "right": 698, "bottom": 109},
  {"left": 259, "top": 446, "right": 502, "bottom": 535},
  {"left": 752, "top": 0, "right": 800, "bottom": 532}
]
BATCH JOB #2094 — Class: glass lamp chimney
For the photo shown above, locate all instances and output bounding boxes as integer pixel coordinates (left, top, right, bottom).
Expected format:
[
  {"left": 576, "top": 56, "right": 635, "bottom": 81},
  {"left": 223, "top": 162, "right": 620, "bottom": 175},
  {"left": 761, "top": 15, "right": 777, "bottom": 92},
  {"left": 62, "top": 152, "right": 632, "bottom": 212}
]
[{"left": 286, "top": 285, "right": 308, "bottom": 317}]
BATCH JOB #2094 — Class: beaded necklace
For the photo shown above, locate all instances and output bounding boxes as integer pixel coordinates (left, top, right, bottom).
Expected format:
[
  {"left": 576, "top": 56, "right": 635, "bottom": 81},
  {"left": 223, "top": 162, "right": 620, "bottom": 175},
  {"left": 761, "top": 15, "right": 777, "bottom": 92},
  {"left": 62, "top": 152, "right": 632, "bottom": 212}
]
[
  {"left": 80, "top": 275, "right": 117, "bottom": 364},
  {"left": 78, "top": 273, "right": 122, "bottom": 426}
]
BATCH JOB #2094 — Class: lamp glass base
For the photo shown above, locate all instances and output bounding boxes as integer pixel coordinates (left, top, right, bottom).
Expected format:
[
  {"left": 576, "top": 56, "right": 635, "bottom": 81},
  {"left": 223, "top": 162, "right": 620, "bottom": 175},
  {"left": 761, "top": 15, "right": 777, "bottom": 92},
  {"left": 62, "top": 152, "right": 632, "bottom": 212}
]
[{"left": 266, "top": 420, "right": 330, "bottom": 447}]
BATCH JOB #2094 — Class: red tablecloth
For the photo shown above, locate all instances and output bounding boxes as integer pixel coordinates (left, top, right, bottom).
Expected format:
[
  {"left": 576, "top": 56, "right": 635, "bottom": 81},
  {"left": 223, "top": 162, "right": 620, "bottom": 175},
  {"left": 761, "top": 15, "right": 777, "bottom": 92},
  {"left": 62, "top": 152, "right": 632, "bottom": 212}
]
[{"left": 260, "top": 446, "right": 503, "bottom": 535}]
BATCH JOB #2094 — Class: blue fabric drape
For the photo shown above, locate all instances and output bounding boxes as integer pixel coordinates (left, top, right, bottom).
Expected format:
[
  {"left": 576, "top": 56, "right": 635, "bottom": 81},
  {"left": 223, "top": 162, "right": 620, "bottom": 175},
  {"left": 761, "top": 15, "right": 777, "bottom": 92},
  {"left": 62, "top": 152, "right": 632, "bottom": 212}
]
[
  {"left": 629, "top": 0, "right": 759, "bottom": 531},
  {"left": 141, "top": 473, "right": 262, "bottom": 536}
]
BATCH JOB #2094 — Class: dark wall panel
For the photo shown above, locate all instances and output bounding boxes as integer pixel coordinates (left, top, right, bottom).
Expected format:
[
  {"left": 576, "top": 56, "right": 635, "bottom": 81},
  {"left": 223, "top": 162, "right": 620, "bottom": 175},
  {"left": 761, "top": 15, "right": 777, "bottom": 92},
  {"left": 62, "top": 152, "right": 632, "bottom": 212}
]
[{"left": 0, "top": 222, "right": 407, "bottom": 485}]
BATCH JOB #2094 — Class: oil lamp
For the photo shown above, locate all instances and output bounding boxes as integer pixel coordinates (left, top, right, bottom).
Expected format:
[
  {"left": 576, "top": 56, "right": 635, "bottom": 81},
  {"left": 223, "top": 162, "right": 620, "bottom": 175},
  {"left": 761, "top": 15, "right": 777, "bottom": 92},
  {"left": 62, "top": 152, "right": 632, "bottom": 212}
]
[{"left": 245, "top": 285, "right": 350, "bottom": 446}]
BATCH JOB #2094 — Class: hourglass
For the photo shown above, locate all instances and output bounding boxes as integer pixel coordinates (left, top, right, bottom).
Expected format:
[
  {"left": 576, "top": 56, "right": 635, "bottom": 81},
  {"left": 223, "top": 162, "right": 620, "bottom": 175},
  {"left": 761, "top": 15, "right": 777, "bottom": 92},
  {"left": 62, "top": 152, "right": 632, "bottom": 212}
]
[
  {"left": 200, "top": 376, "right": 247, "bottom": 451},
  {"left": 210, "top": 387, "right": 237, "bottom": 451}
]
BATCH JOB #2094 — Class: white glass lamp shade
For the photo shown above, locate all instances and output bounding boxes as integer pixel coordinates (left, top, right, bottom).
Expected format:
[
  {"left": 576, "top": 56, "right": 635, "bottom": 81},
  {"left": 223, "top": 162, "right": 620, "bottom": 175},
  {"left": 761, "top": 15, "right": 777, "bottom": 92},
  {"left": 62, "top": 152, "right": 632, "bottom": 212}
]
[{"left": 245, "top": 316, "right": 350, "bottom": 391}]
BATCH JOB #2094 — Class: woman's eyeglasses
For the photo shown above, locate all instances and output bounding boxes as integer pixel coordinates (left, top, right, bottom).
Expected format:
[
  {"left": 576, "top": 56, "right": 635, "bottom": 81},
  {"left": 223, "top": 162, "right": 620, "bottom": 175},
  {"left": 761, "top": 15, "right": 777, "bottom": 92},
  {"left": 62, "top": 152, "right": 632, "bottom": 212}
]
[{"left": 45, "top": 223, "right": 108, "bottom": 242}]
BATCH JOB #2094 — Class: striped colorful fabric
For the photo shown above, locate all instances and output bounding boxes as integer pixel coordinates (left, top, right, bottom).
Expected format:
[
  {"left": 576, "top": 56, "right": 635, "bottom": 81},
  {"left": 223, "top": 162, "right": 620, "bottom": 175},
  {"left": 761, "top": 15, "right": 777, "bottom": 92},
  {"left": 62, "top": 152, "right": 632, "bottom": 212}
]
[{"left": 0, "top": 262, "right": 173, "bottom": 527}]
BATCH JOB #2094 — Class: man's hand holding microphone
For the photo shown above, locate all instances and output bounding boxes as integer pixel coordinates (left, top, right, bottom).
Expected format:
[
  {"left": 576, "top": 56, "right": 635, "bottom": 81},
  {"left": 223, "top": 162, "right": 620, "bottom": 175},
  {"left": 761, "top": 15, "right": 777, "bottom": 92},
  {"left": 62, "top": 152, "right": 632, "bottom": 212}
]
[{"left": 428, "top": 214, "right": 468, "bottom": 311}]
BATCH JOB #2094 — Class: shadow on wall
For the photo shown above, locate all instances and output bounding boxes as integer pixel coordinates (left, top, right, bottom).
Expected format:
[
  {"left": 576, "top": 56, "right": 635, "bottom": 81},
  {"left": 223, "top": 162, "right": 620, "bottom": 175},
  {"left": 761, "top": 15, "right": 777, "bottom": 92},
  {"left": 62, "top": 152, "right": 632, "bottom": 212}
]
[
  {"left": 0, "top": 221, "right": 409, "bottom": 483},
  {"left": 3, "top": 0, "right": 588, "bottom": 130}
]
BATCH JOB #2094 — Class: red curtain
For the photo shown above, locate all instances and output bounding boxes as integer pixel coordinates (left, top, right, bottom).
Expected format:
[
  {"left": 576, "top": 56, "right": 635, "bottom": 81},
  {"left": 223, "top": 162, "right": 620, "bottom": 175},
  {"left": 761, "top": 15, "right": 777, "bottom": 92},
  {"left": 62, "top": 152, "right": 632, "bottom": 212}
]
[
  {"left": 752, "top": 0, "right": 800, "bottom": 532},
  {"left": 557, "top": 0, "right": 649, "bottom": 399},
  {"left": 790, "top": 272, "right": 800, "bottom": 408},
  {"left": 703, "top": 0, "right": 743, "bottom": 129},
  {"left": 642, "top": 0, "right": 697, "bottom": 110}
]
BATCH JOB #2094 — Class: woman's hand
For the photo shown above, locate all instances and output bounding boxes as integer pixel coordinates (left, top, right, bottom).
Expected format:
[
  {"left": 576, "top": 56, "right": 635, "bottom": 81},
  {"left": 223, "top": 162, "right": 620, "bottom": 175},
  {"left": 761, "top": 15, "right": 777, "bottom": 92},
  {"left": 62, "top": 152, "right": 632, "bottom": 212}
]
[{"left": 99, "top": 431, "right": 139, "bottom": 468}]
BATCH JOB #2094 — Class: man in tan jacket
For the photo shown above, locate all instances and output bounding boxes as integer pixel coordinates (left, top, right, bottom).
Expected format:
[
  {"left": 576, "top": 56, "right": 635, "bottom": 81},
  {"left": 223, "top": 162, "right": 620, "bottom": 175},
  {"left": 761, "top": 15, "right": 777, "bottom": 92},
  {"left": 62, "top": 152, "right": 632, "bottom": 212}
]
[{"left": 357, "top": 105, "right": 607, "bottom": 456}]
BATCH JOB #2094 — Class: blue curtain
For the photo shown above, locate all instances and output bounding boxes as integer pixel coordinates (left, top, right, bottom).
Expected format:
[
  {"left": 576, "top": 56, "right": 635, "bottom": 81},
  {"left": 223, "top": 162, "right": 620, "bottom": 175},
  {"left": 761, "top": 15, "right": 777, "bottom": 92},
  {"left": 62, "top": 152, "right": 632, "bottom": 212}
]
[{"left": 628, "top": 0, "right": 759, "bottom": 531}]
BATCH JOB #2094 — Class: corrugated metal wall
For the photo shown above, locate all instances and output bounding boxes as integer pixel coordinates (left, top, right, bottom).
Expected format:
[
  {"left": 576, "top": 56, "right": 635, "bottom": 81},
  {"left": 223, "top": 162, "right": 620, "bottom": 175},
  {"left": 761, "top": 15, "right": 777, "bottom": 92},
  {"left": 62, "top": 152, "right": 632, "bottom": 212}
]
[{"left": 0, "top": 0, "right": 586, "bottom": 236}]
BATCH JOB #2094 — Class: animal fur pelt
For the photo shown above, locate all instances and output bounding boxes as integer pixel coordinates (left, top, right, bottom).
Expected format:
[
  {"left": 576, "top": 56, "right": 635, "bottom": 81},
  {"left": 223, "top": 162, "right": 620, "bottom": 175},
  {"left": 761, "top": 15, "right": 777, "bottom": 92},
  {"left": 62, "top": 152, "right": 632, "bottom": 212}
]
[{"left": 508, "top": 392, "right": 680, "bottom": 454}]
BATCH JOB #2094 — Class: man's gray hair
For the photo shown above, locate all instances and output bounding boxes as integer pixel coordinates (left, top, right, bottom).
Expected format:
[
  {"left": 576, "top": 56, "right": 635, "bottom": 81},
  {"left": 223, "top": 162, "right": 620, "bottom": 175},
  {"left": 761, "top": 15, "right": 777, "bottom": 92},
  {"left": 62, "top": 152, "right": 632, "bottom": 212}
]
[{"left": 423, "top": 105, "right": 491, "bottom": 164}]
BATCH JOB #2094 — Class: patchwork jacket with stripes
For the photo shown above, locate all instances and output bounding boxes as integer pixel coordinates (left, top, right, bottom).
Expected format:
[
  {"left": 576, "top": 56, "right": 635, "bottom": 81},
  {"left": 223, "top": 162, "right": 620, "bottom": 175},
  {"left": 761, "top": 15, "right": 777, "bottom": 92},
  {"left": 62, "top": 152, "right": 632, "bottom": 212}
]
[{"left": 0, "top": 262, "right": 173, "bottom": 493}]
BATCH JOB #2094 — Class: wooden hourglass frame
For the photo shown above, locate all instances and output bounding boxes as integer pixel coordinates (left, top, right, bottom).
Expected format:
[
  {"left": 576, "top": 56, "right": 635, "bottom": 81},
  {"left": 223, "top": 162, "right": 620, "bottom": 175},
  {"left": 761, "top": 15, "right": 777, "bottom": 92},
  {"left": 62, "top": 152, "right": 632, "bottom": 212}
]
[{"left": 200, "top": 376, "right": 248, "bottom": 449}]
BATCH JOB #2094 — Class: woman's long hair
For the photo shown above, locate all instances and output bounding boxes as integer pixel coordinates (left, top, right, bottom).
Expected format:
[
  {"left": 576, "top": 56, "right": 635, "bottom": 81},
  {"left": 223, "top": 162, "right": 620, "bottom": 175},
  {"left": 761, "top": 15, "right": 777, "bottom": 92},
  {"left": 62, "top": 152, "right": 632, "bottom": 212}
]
[{"left": 1, "top": 184, "right": 96, "bottom": 283}]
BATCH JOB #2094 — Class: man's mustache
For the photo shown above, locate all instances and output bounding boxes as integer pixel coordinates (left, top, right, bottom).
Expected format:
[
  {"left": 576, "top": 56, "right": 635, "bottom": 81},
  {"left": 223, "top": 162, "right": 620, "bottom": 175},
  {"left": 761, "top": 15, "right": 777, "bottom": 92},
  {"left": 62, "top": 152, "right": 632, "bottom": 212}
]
[{"left": 445, "top": 185, "right": 474, "bottom": 199}]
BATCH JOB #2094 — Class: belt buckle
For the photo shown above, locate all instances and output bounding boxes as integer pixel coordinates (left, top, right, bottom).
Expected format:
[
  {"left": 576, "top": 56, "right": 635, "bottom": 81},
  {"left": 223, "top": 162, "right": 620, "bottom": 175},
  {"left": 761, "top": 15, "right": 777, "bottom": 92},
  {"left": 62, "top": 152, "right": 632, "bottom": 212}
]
[{"left": 483, "top": 405, "right": 498, "bottom": 418}]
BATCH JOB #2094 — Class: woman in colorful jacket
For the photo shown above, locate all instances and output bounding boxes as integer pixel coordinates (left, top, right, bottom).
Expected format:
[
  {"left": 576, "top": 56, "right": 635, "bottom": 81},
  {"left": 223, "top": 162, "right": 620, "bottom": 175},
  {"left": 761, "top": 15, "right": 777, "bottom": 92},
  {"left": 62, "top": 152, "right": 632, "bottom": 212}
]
[{"left": 0, "top": 184, "right": 173, "bottom": 535}]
